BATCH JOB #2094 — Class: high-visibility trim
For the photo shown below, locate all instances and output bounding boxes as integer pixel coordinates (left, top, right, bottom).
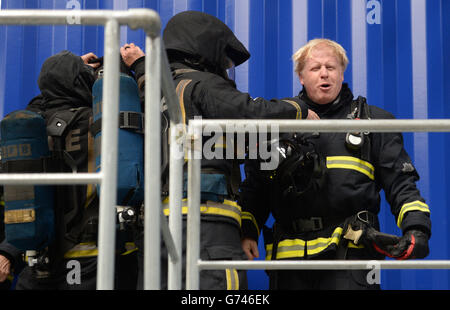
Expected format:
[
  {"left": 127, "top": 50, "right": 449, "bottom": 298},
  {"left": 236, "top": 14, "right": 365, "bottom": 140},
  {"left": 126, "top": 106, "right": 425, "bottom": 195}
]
[
  {"left": 269, "top": 238, "right": 306, "bottom": 260},
  {"left": 306, "top": 227, "right": 342, "bottom": 256},
  {"left": 175, "top": 79, "right": 192, "bottom": 128},
  {"left": 265, "top": 227, "right": 344, "bottom": 260},
  {"left": 282, "top": 99, "right": 302, "bottom": 120},
  {"left": 348, "top": 242, "right": 364, "bottom": 249},
  {"left": 226, "top": 268, "right": 239, "bottom": 290},
  {"left": 4, "top": 208, "right": 35, "bottom": 224},
  {"left": 326, "top": 156, "right": 375, "bottom": 180},
  {"left": 64, "top": 242, "right": 98, "bottom": 258},
  {"left": 121, "top": 242, "right": 139, "bottom": 256},
  {"left": 397, "top": 200, "right": 430, "bottom": 228},
  {"left": 265, "top": 244, "right": 273, "bottom": 260},
  {"left": 242, "top": 211, "right": 260, "bottom": 236},
  {"left": 162, "top": 198, "right": 242, "bottom": 226},
  {"left": 63, "top": 242, "right": 138, "bottom": 259}
]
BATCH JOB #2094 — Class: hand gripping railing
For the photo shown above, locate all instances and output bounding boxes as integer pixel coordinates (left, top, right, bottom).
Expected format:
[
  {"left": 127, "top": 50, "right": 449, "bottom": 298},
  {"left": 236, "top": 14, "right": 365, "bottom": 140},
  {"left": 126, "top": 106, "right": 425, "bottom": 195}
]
[
  {"left": 0, "top": 9, "right": 185, "bottom": 290},
  {"left": 185, "top": 118, "right": 450, "bottom": 290}
]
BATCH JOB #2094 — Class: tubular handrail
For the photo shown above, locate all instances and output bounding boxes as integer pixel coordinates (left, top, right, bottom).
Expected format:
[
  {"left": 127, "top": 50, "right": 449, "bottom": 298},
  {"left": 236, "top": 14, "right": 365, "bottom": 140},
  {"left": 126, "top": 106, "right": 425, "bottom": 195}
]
[
  {"left": 0, "top": 9, "right": 160, "bottom": 36},
  {"left": 192, "top": 118, "right": 450, "bottom": 133},
  {"left": 185, "top": 118, "right": 450, "bottom": 290}
]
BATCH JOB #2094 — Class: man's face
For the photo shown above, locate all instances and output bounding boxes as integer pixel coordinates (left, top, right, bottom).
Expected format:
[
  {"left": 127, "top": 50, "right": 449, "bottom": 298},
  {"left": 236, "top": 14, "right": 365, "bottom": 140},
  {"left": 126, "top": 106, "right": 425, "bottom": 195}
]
[{"left": 299, "top": 46, "right": 344, "bottom": 105}]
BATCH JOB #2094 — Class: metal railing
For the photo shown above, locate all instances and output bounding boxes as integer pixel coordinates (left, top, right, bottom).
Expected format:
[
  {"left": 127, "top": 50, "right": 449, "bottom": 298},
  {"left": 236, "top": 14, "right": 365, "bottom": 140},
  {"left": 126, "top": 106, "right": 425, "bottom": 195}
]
[
  {"left": 184, "top": 118, "right": 450, "bottom": 289},
  {"left": 0, "top": 9, "right": 186, "bottom": 290}
]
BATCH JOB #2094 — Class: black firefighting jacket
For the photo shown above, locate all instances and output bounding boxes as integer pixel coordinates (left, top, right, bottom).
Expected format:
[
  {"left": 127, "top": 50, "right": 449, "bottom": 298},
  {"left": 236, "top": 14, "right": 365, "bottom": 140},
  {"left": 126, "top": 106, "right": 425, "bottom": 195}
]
[
  {"left": 240, "top": 84, "right": 431, "bottom": 259},
  {"left": 156, "top": 11, "right": 309, "bottom": 227}
]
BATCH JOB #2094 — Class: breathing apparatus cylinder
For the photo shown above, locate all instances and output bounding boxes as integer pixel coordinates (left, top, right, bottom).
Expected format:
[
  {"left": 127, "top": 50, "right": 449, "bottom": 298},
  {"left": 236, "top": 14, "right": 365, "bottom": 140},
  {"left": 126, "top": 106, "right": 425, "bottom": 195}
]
[
  {"left": 0, "top": 110, "right": 55, "bottom": 254},
  {"left": 92, "top": 73, "right": 144, "bottom": 207}
]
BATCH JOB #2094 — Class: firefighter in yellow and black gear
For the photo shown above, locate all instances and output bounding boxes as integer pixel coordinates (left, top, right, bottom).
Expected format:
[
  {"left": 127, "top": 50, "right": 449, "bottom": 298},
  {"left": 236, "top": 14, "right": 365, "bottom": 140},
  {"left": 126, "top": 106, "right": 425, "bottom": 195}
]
[
  {"left": 121, "top": 11, "right": 320, "bottom": 290},
  {"left": 240, "top": 39, "right": 431, "bottom": 290}
]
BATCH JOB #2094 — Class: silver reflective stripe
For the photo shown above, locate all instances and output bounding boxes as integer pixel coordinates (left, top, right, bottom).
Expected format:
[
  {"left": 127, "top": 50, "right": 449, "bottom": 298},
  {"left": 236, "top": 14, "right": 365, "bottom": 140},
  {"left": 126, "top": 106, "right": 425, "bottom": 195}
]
[
  {"left": 275, "top": 243, "right": 306, "bottom": 259},
  {"left": 306, "top": 229, "right": 342, "bottom": 256}
]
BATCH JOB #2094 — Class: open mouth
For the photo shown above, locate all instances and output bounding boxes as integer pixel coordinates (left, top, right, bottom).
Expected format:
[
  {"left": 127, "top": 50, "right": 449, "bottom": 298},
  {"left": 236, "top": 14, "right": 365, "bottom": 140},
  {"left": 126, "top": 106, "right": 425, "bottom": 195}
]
[{"left": 319, "top": 83, "right": 331, "bottom": 91}]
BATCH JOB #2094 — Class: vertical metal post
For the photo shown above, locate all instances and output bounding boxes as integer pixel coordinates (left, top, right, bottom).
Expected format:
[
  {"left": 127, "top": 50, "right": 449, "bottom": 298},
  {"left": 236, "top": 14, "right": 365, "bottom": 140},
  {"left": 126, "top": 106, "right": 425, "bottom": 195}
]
[
  {"left": 144, "top": 34, "right": 161, "bottom": 290},
  {"left": 168, "top": 124, "right": 184, "bottom": 289},
  {"left": 186, "top": 121, "right": 202, "bottom": 290},
  {"left": 96, "top": 18, "right": 120, "bottom": 290}
]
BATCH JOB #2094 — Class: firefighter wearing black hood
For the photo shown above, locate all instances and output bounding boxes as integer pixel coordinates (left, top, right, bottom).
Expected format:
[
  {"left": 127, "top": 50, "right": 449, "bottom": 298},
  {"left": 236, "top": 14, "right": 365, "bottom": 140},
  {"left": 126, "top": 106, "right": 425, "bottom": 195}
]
[
  {"left": 0, "top": 51, "right": 138, "bottom": 290},
  {"left": 120, "top": 11, "right": 319, "bottom": 290},
  {"left": 240, "top": 39, "right": 431, "bottom": 290}
]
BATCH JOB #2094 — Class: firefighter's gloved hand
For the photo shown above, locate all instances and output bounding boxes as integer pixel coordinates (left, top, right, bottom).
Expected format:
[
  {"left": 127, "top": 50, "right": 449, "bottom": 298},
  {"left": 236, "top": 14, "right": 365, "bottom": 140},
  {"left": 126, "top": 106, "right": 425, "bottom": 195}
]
[
  {"left": 344, "top": 222, "right": 400, "bottom": 257},
  {"left": 373, "top": 229, "right": 429, "bottom": 260}
]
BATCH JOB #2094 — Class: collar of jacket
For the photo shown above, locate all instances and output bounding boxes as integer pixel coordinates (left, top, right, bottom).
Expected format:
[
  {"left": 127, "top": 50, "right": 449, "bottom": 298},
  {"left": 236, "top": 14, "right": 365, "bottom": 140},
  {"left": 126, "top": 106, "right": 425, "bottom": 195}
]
[
  {"left": 299, "top": 83, "right": 354, "bottom": 117},
  {"left": 170, "top": 62, "right": 237, "bottom": 88}
]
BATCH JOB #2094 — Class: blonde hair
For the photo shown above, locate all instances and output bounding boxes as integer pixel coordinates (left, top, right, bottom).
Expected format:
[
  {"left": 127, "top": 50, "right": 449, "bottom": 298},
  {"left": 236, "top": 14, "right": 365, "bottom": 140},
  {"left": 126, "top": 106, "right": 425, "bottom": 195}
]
[{"left": 292, "top": 38, "right": 349, "bottom": 77}]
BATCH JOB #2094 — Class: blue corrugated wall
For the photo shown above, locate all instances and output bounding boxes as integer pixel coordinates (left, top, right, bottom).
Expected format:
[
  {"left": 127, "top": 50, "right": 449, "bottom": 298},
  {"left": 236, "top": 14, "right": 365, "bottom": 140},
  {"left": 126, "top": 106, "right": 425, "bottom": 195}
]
[{"left": 0, "top": 0, "right": 449, "bottom": 290}]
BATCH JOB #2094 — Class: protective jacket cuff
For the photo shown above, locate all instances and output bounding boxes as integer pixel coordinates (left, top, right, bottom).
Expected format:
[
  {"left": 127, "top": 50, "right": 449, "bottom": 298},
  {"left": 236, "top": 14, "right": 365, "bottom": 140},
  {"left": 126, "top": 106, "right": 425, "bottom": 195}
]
[
  {"left": 241, "top": 218, "right": 259, "bottom": 242},
  {"left": 281, "top": 98, "right": 309, "bottom": 120},
  {"left": 131, "top": 56, "right": 145, "bottom": 80},
  {"left": 400, "top": 211, "right": 431, "bottom": 238}
]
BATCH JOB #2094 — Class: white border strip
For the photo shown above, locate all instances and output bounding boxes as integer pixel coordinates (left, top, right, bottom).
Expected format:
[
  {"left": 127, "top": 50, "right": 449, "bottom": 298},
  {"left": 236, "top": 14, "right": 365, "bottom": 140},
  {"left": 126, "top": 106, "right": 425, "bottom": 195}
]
[
  {"left": 410, "top": 0, "right": 429, "bottom": 199},
  {"left": 233, "top": 0, "right": 250, "bottom": 93},
  {"left": 351, "top": 0, "right": 367, "bottom": 97},
  {"left": 292, "top": 0, "right": 308, "bottom": 96}
]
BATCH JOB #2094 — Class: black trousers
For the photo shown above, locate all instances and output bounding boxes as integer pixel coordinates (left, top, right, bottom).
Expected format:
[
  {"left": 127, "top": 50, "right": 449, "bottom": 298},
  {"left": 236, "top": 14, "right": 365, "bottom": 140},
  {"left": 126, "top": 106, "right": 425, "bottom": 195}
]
[
  {"left": 136, "top": 219, "right": 248, "bottom": 290},
  {"left": 269, "top": 249, "right": 381, "bottom": 290}
]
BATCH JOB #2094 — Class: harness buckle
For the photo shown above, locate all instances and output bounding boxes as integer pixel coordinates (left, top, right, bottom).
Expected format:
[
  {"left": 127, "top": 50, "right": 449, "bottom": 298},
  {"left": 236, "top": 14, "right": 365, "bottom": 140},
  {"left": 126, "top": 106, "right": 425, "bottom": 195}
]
[
  {"left": 310, "top": 217, "right": 323, "bottom": 231},
  {"left": 291, "top": 217, "right": 323, "bottom": 232},
  {"left": 356, "top": 210, "right": 372, "bottom": 225}
]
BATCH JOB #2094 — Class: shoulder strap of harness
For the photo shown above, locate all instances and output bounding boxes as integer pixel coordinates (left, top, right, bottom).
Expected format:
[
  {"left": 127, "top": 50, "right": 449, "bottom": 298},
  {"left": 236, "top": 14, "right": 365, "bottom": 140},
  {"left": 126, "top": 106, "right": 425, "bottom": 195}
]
[
  {"left": 161, "top": 69, "right": 199, "bottom": 195},
  {"left": 347, "top": 96, "right": 372, "bottom": 163}
]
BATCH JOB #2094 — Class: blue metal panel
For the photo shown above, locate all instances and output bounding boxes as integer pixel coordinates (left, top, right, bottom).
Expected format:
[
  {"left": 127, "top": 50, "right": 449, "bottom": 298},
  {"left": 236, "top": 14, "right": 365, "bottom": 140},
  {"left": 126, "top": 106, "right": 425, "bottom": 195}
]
[{"left": 0, "top": 0, "right": 449, "bottom": 290}]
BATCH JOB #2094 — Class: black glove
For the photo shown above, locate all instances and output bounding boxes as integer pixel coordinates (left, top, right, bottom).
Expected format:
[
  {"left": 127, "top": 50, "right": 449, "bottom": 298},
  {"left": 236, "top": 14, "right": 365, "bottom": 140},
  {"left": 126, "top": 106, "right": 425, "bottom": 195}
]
[
  {"left": 343, "top": 218, "right": 429, "bottom": 260},
  {"left": 343, "top": 220, "right": 400, "bottom": 258},
  {"left": 372, "top": 229, "right": 430, "bottom": 260}
]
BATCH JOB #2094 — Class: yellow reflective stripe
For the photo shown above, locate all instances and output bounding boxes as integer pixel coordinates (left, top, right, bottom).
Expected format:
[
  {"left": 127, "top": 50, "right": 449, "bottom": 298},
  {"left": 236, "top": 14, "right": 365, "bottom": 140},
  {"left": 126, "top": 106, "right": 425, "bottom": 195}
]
[
  {"left": 348, "top": 242, "right": 364, "bottom": 249},
  {"left": 121, "top": 242, "right": 139, "bottom": 256},
  {"left": 397, "top": 200, "right": 430, "bottom": 227},
  {"left": 274, "top": 239, "right": 306, "bottom": 259},
  {"left": 163, "top": 199, "right": 242, "bottom": 225},
  {"left": 306, "top": 227, "right": 342, "bottom": 256},
  {"left": 327, "top": 156, "right": 375, "bottom": 180},
  {"left": 226, "top": 269, "right": 239, "bottom": 290},
  {"left": 265, "top": 227, "right": 345, "bottom": 259},
  {"left": 64, "top": 242, "right": 98, "bottom": 258},
  {"left": 63, "top": 242, "right": 138, "bottom": 258},
  {"left": 175, "top": 79, "right": 192, "bottom": 129},
  {"left": 242, "top": 211, "right": 260, "bottom": 236},
  {"left": 282, "top": 99, "right": 302, "bottom": 120},
  {"left": 4, "top": 208, "right": 35, "bottom": 224},
  {"left": 265, "top": 244, "right": 273, "bottom": 260}
]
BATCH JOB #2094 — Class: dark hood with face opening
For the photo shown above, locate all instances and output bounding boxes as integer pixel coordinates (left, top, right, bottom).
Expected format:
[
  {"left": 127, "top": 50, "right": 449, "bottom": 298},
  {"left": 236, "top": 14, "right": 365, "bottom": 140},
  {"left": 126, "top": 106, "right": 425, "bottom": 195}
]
[
  {"left": 163, "top": 11, "right": 250, "bottom": 72},
  {"left": 34, "top": 50, "right": 95, "bottom": 109}
]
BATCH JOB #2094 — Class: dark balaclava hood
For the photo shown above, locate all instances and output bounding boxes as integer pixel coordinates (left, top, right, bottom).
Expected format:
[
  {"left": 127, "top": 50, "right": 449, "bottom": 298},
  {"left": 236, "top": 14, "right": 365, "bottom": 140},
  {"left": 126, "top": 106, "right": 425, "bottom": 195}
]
[
  {"left": 37, "top": 50, "right": 95, "bottom": 107},
  {"left": 163, "top": 11, "right": 250, "bottom": 73}
]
